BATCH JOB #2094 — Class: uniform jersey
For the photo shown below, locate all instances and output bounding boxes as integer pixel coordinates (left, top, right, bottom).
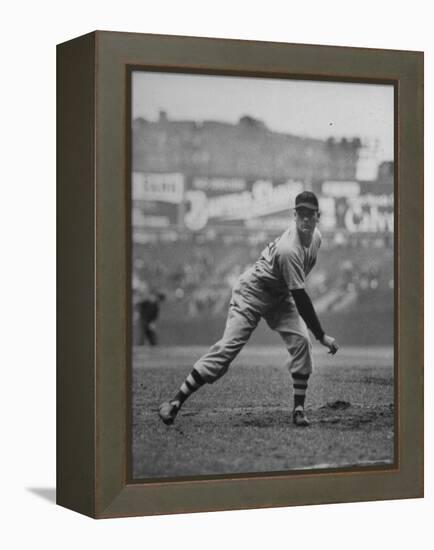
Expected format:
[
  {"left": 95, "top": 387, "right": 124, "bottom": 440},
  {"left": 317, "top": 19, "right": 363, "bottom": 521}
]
[{"left": 251, "top": 225, "right": 322, "bottom": 298}]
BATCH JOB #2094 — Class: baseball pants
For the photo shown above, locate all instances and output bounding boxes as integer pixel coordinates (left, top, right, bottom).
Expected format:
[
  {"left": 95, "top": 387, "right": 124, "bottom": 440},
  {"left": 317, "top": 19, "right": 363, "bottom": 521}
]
[{"left": 193, "top": 275, "right": 313, "bottom": 383}]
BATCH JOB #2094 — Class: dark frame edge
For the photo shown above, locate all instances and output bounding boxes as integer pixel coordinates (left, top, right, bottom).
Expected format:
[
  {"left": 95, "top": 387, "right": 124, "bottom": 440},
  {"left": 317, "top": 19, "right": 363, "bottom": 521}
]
[
  {"left": 95, "top": 29, "right": 425, "bottom": 56},
  {"left": 396, "top": 49, "right": 424, "bottom": 501},
  {"left": 56, "top": 31, "right": 97, "bottom": 518},
  {"left": 417, "top": 51, "right": 424, "bottom": 499}
]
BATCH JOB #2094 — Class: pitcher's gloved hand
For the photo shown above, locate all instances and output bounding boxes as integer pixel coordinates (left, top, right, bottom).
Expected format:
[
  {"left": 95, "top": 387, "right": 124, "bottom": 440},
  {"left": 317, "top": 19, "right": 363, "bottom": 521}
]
[{"left": 321, "top": 334, "right": 339, "bottom": 355}]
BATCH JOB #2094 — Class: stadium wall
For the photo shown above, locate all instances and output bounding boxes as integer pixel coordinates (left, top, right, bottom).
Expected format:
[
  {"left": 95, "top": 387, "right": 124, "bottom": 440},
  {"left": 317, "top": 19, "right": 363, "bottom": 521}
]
[{"left": 140, "top": 308, "right": 393, "bottom": 347}]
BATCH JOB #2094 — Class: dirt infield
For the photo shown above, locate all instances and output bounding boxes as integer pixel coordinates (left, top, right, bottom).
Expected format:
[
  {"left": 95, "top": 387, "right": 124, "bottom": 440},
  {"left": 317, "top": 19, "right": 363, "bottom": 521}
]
[{"left": 131, "top": 345, "right": 394, "bottom": 479}]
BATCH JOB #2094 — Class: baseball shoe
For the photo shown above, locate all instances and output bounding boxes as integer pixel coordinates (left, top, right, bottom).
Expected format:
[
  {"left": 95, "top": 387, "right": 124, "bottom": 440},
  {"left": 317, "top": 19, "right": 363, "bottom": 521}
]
[
  {"left": 292, "top": 408, "right": 310, "bottom": 427},
  {"left": 158, "top": 400, "right": 180, "bottom": 425}
]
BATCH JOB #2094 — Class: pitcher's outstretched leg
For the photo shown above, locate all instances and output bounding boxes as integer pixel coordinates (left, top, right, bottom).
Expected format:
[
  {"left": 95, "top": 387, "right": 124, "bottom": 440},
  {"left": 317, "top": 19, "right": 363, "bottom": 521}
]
[
  {"left": 158, "top": 369, "right": 205, "bottom": 425},
  {"left": 158, "top": 304, "right": 259, "bottom": 425}
]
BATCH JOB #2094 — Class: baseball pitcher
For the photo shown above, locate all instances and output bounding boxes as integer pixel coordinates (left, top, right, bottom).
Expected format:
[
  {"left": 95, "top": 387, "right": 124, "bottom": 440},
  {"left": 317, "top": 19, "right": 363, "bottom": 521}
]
[{"left": 159, "top": 191, "right": 339, "bottom": 427}]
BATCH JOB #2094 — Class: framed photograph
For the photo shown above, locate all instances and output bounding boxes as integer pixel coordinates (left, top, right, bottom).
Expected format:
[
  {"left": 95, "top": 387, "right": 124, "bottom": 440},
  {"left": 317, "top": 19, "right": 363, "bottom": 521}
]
[{"left": 57, "top": 31, "right": 423, "bottom": 518}]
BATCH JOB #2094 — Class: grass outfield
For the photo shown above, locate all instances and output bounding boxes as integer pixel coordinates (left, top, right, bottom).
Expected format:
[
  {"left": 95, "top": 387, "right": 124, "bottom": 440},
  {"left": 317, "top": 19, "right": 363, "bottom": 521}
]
[{"left": 131, "top": 345, "right": 394, "bottom": 479}]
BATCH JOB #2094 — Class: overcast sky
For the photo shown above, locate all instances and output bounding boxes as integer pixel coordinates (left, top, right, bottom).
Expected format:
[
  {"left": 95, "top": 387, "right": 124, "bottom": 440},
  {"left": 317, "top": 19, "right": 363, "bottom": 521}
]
[{"left": 132, "top": 71, "right": 394, "bottom": 161}]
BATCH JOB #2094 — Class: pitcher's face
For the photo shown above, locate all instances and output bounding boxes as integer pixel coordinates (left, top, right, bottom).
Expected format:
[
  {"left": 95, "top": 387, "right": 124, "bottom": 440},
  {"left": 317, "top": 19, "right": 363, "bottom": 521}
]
[{"left": 294, "top": 207, "right": 320, "bottom": 238}]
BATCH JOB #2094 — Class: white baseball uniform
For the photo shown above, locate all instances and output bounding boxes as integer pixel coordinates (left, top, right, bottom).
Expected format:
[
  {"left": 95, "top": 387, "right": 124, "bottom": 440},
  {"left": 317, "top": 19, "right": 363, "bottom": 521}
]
[{"left": 194, "top": 224, "right": 322, "bottom": 383}]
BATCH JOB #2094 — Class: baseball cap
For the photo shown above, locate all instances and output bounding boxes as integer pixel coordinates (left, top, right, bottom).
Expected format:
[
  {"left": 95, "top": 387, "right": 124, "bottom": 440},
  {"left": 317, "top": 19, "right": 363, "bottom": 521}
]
[{"left": 295, "top": 191, "right": 319, "bottom": 211}]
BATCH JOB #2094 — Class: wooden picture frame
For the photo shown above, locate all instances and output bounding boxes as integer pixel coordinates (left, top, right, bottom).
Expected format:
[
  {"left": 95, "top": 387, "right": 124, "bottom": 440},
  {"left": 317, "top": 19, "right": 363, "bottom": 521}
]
[{"left": 57, "top": 31, "right": 423, "bottom": 518}]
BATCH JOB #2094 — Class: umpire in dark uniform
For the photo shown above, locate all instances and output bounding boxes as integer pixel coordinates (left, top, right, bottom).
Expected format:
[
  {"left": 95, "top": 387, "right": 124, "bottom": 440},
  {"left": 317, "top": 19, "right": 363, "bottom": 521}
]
[{"left": 136, "top": 291, "right": 166, "bottom": 346}]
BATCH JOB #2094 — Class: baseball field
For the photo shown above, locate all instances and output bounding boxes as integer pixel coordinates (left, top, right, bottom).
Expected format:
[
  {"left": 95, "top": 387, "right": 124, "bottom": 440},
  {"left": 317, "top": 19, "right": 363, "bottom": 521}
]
[{"left": 131, "top": 345, "right": 394, "bottom": 480}]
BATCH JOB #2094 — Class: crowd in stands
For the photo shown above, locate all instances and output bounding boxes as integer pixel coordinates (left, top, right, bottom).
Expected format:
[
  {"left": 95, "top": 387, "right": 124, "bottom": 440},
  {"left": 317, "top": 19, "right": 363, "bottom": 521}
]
[{"left": 132, "top": 232, "right": 393, "bottom": 320}]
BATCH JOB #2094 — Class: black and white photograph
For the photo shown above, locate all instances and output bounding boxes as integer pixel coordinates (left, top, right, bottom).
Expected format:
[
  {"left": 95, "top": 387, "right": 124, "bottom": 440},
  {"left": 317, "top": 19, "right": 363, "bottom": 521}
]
[{"left": 129, "top": 70, "right": 395, "bottom": 480}]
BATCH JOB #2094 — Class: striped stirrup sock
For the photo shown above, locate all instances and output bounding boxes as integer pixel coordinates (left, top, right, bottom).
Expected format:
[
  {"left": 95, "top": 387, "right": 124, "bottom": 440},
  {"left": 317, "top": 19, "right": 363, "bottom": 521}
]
[
  {"left": 292, "top": 372, "right": 310, "bottom": 409},
  {"left": 173, "top": 369, "right": 205, "bottom": 406}
]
